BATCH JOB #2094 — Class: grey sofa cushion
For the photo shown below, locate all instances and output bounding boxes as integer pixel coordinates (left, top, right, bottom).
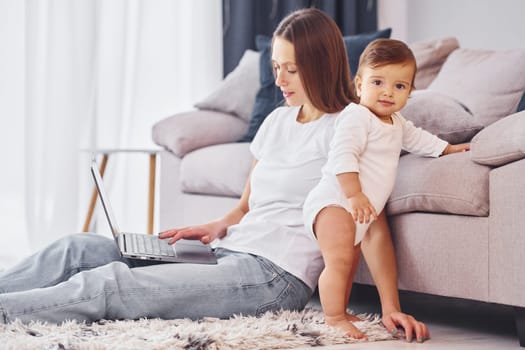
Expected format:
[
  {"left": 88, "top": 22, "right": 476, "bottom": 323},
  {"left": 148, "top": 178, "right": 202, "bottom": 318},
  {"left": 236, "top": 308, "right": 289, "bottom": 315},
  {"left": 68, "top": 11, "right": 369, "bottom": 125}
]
[
  {"left": 471, "top": 110, "right": 525, "bottom": 166},
  {"left": 180, "top": 143, "right": 252, "bottom": 197},
  {"left": 386, "top": 152, "right": 491, "bottom": 217},
  {"left": 152, "top": 110, "right": 248, "bottom": 158},
  {"left": 401, "top": 90, "right": 483, "bottom": 144}
]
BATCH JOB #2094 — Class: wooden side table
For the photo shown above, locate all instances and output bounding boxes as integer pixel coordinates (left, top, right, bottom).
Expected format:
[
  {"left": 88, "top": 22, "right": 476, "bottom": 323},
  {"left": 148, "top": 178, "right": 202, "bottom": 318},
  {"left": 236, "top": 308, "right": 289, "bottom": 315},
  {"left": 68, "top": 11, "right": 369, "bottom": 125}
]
[{"left": 83, "top": 148, "right": 162, "bottom": 234}]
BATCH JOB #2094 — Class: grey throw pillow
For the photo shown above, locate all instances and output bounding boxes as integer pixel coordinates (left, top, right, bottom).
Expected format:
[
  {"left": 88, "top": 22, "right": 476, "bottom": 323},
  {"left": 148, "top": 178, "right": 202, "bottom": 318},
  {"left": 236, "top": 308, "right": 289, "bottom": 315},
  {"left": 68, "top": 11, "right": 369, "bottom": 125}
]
[
  {"left": 152, "top": 110, "right": 248, "bottom": 158},
  {"left": 194, "top": 50, "right": 260, "bottom": 122},
  {"left": 470, "top": 110, "right": 525, "bottom": 166},
  {"left": 401, "top": 90, "right": 484, "bottom": 144},
  {"left": 427, "top": 48, "right": 525, "bottom": 126},
  {"left": 409, "top": 37, "right": 459, "bottom": 90}
]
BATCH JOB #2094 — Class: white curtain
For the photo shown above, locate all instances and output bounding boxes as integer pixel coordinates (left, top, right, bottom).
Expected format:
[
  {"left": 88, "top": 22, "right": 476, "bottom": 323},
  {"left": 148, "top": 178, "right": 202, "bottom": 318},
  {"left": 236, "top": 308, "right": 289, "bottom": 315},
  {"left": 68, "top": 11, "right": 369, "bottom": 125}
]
[
  {"left": 0, "top": 0, "right": 222, "bottom": 268},
  {"left": 0, "top": 0, "right": 30, "bottom": 266}
]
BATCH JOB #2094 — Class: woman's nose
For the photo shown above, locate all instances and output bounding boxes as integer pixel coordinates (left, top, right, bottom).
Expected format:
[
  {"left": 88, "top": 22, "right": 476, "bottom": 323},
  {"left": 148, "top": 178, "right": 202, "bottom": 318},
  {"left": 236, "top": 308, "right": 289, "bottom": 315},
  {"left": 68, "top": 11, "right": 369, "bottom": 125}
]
[{"left": 275, "top": 71, "right": 286, "bottom": 86}]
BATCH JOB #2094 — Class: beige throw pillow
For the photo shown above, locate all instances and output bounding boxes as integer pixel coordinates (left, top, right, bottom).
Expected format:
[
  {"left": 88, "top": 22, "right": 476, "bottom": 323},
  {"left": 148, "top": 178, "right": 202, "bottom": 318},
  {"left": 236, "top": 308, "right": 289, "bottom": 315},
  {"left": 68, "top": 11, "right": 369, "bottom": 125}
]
[
  {"left": 427, "top": 48, "right": 525, "bottom": 126},
  {"left": 410, "top": 37, "right": 459, "bottom": 90},
  {"left": 470, "top": 110, "right": 525, "bottom": 166},
  {"left": 401, "top": 90, "right": 483, "bottom": 144},
  {"left": 194, "top": 50, "right": 260, "bottom": 122},
  {"left": 152, "top": 110, "right": 248, "bottom": 158}
]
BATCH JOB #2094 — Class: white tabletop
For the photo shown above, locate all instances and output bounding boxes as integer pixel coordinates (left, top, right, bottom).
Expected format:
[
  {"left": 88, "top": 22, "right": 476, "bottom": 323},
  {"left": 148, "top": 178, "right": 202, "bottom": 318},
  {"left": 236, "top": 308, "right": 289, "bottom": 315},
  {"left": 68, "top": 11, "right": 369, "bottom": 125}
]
[{"left": 81, "top": 148, "right": 163, "bottom": 154}]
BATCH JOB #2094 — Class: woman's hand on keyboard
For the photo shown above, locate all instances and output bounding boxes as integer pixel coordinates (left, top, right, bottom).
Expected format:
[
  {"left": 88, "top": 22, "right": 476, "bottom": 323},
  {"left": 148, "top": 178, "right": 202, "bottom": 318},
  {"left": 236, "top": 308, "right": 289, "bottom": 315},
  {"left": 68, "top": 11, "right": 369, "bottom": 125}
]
[{"left": 159, "top": 220, "right": 225, "bottom": 245}]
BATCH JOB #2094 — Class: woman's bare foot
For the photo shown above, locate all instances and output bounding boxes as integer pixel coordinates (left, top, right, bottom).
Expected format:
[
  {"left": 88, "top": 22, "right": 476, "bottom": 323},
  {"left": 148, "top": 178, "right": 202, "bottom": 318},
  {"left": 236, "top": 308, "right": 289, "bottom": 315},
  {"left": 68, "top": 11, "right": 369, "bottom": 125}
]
[
  {"left": 345, "top": 311, "right": 362, "bottom": 322},
  {"left": 325, "top": 314, "right": 366, "bottom": 339}
]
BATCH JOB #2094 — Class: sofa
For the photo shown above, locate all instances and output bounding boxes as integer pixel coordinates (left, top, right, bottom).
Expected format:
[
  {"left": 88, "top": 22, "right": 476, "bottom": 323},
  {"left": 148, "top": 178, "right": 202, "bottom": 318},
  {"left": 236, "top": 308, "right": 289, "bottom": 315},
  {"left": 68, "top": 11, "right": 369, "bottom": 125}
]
[{"left": 152, "top": 34, "right": 525, "bottom": 345}]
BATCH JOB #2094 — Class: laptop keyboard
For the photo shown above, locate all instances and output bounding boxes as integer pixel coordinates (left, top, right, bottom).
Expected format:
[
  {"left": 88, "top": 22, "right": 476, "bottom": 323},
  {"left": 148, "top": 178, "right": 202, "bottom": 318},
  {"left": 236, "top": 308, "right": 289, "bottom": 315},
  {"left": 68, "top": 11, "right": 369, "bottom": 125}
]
[{"left": 126, "top": 233, "right": 176, "bottom": 257}]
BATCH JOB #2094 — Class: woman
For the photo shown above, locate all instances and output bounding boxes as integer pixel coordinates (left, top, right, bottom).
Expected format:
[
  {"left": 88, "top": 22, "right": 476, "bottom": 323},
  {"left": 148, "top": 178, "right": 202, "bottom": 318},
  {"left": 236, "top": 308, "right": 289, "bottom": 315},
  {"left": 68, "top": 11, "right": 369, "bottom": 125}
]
[{"left": 0, "top": 8, "right": 427, "bottom": 342}]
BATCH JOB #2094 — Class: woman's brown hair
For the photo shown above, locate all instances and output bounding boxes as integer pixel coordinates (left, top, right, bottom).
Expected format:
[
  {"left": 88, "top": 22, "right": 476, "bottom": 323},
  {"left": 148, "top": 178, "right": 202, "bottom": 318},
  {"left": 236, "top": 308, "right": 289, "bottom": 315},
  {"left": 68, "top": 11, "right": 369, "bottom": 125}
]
[
  {"left": 273, "top": 8, "right": 356, "bottom": 113},
  {"left": 356, "top": 38, "right": 417, "bottom": 88}
]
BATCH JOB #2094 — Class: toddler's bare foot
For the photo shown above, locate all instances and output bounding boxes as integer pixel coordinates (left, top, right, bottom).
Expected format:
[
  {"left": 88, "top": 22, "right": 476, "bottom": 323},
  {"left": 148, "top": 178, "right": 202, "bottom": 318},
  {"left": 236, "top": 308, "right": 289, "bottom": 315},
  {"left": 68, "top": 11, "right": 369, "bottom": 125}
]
[
  {"left": 325, "top": 315, "right": 366, "bottom": 339},
  {"left": 345, "top": 311, "right": 362, "bottom": 322}
]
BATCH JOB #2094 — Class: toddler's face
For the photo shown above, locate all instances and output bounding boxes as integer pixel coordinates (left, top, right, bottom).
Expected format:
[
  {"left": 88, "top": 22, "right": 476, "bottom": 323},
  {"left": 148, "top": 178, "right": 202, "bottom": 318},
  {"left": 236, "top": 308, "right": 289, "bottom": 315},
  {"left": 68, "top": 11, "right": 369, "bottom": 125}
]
[{"left": 355, "top": 63, "right": 415, "bottom": 121}]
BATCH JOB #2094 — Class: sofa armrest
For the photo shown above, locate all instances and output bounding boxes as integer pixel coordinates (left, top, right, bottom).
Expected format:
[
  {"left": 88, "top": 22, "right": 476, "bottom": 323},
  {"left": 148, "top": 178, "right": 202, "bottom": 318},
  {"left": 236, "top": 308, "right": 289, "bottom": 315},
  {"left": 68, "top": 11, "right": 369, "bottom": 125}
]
[
  {"left": 470, "top": 110, "right": 525, "bottom": 166},
  {"left": 152, "top": 110, "right": 248, "bottom": 157},
  {"left": 488, "top": 158, "right": 525, "bottom": 307}
]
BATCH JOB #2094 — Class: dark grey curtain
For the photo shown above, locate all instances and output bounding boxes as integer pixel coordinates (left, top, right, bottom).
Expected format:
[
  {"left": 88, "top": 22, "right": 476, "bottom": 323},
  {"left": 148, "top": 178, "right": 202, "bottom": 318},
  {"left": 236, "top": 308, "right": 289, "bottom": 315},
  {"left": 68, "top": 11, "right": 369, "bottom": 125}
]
[{"left": 222, "top": 0, "right": 378, "bottom": 76}]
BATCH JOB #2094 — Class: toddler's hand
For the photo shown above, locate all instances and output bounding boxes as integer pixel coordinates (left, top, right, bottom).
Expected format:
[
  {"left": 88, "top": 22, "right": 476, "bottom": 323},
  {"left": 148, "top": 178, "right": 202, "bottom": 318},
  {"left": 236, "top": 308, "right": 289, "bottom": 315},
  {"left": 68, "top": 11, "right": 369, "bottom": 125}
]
[
  {"left": 442, "top": 143, "right": 470, "bottom": 155},
  {"left": 348, "top": 192, "right": 378, "bottom": 224}
]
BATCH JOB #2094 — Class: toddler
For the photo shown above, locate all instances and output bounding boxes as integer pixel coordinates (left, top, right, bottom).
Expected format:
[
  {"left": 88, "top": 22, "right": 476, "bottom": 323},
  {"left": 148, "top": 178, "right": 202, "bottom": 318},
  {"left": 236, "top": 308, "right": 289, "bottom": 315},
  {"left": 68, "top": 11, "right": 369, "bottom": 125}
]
[{"left": 303, "top": 38, "right": 470, "bottom": 337}]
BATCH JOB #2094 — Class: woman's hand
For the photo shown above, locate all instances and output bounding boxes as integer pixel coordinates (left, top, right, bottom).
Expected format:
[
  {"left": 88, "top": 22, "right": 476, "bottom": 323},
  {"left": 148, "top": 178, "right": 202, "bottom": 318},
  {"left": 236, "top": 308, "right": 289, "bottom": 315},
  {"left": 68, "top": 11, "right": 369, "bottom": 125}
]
[
  {"left": 160, "top": 160, "right": 253, "bottom": 245},
  {"left": 348, "top": 192, "right": 378, "bottom": 224},
  {"left": 159, "top": 220, "right": 226, "bottom": 245},
  {"left": 382, "top": 311, "right": 430, "bottom": 343}
]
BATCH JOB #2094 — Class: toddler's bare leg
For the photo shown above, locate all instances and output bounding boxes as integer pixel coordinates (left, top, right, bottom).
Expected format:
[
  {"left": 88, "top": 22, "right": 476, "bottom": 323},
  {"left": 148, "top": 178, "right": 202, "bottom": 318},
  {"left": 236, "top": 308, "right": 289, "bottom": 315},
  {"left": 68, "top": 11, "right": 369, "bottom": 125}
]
[
  {"left": 345, "top": 244, "right": 362, "bottom": 322},
  {"left": 314, "top": 207, "right": 365, "bottom": 339}
]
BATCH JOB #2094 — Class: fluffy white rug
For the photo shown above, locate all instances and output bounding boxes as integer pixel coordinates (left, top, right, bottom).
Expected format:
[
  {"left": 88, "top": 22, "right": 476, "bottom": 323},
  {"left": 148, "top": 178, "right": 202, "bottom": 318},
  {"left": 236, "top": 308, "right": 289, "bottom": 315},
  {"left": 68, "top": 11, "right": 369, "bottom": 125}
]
[{"left": 0, "top": 308, "right": 395, "bottom": 350}]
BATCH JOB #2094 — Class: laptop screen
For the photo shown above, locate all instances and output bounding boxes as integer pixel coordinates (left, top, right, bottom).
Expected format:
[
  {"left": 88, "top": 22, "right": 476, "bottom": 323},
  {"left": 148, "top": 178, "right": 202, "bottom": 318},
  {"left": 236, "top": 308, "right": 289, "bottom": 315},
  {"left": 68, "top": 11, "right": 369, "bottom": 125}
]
[{"left": 90, "top": 162, "right": 121, "bottom": 240}]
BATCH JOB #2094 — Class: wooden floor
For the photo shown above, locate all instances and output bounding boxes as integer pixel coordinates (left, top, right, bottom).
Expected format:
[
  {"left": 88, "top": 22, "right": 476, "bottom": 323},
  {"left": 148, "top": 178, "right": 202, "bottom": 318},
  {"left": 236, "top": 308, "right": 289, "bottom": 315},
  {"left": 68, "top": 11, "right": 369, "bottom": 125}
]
[{"left": 299, "top": 284, "right": 521, "bottom": 349}]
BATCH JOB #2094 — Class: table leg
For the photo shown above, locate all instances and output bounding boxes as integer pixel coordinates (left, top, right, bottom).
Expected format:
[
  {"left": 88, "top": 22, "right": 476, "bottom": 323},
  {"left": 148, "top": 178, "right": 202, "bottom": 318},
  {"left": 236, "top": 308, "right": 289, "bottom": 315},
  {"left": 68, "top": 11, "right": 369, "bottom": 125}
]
[
  {"left": 147, "top": 153, "right": 156, "bottom": 234},
  {"left": 82, "top": 154, "right": 109, "bottom": 232}
]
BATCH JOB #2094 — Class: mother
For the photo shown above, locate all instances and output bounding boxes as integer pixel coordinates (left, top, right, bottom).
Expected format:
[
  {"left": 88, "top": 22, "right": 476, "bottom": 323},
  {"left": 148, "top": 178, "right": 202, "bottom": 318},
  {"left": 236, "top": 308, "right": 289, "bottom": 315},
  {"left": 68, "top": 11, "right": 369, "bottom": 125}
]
[{"left": 0, "top": 7, "right": 427, "bottom": 343}]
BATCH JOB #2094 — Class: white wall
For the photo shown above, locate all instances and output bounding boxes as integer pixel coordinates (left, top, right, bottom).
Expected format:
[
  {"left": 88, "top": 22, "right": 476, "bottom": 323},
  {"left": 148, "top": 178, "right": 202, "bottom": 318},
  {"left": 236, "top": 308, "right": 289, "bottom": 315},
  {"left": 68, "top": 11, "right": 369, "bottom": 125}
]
[{"left": 379, "top": 0, "right": 525, "bottom": 49}]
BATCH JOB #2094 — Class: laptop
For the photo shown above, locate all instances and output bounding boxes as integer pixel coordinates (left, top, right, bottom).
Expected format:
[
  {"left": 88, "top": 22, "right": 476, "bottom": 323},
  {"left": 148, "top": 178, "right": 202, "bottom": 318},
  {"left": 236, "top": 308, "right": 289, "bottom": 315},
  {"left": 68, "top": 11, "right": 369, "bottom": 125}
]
[{"left": 90, "top": 161, "right": 217, "bottom": 264}]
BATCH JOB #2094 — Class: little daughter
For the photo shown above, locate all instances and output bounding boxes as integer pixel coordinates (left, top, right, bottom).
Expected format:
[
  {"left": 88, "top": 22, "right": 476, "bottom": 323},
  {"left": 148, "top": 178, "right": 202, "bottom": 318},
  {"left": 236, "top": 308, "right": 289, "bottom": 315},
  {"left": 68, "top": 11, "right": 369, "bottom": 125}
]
[{"left": 303, "top": 38, "right": 470, "bottom": 338}]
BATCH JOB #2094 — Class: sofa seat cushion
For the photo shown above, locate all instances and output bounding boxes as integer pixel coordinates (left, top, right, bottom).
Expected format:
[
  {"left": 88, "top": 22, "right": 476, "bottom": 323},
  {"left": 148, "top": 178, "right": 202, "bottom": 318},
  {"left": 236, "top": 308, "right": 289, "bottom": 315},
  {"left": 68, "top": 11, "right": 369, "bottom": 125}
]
[
  {"left": 180, "top": 143, "right": 252, "bottom": 197},
  {"left": 386, "top": 152, "right": 491, "bottom": 217}
]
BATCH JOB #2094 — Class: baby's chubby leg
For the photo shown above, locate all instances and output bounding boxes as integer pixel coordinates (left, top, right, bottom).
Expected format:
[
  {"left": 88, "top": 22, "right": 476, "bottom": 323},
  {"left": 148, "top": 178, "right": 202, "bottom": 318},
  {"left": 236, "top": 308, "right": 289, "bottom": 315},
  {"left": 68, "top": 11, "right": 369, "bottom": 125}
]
[
  {"left": 345, "top": 244, "right": 363, "bottom": 322},
  {"left": 314, "top": 206, "right": 365, "bottom": 339}
]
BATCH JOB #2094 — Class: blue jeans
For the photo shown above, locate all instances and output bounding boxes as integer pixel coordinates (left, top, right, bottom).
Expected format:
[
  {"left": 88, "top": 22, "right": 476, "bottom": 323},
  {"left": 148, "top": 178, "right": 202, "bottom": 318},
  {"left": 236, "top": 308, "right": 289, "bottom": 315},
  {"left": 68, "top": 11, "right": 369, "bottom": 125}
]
[{"left": 0, "top": 234, "right": 312, "bottom": 324}]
